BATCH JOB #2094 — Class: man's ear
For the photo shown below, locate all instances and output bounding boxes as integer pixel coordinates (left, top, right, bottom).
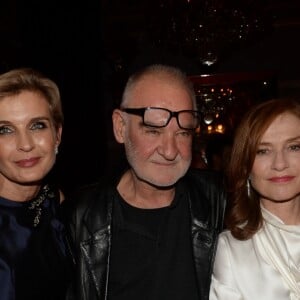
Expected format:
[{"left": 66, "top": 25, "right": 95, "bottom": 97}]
[{"left": 112, "top": 109, "right": 125, "bottom": 144}]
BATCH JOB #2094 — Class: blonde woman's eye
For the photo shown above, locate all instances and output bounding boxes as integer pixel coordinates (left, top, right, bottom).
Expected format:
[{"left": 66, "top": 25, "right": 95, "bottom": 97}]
[
  {"left": 31, "top": 122, "right": 47, "bottom": 130},
  {"left": 0, "top": 126, "right": 13, "bottom": 135},
  {"left": 290, "top": 144, "right": 300, "bottom": 151}
]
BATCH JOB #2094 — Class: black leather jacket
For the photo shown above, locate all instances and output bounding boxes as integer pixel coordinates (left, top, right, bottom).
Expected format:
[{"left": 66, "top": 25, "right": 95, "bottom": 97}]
[{"left": 66, "top": 168, "right": 226, "bottom": 300}]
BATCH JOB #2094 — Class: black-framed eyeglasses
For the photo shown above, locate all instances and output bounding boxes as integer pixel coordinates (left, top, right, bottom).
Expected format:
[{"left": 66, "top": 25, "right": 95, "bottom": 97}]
[{"left": 121, "top": 107, "right": 200, "bottom": 130}]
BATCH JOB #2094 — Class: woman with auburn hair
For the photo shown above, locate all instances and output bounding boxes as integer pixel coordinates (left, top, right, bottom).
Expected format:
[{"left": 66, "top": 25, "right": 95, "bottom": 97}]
[{"left": 210, "top": 98, "right": 300, "bottom": 300}]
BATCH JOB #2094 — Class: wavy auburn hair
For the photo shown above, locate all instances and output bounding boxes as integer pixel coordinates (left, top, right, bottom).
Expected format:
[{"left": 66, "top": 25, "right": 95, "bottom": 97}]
[{"left": 225, "top": 97, "right": 300, "bottom": 240}]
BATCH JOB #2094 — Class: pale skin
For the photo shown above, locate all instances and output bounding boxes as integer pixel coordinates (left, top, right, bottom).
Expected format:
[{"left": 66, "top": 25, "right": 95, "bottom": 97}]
[
  {"left": 250, "top": 112, "right": 300, "bottom": 225},
  {"left": 0, "top": 91, "right": 62, "bottom": 202},
  {"left": 112, "top": 74, "right": 194, "bottom": 209}
]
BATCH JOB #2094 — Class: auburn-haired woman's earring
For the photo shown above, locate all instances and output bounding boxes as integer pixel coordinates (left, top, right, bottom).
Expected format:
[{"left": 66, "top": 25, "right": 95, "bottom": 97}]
[
  {"left": 55, "top": 146, "right": 58, "bottom": 155},
  {"left": 247, "top": 178, "right": 251, "bottom": 197}
]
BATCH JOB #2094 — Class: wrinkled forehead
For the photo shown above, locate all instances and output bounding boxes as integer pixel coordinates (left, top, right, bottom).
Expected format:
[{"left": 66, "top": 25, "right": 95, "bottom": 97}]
[{"left": 127, "top": 74, "right": 195, "bottom": 110}]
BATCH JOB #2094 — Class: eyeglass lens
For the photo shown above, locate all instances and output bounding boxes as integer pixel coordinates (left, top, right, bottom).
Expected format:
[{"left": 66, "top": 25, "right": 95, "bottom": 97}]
[{"left": 144, "top": 108, "right": 199, "bottom": 129}]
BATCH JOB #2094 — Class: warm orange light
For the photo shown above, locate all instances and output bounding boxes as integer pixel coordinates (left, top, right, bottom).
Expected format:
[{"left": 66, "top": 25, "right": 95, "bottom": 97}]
[{"left": 215, "top": 124, "right": 224, "bottom": 133}]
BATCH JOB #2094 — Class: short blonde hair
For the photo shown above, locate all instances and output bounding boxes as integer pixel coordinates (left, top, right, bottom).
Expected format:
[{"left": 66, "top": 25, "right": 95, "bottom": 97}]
[{"left": 0, "top": 68, "right": 63, "bottom": 130}]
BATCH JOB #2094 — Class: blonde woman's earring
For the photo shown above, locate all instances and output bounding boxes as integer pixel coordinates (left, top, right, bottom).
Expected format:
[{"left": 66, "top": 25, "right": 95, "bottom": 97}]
[{"left": 55, "top": 146, "right": 58, "bottom": 155}]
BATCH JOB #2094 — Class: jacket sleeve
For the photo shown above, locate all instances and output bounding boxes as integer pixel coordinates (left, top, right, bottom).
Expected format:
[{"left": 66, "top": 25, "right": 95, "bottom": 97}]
[
  {"left": 63, "top": 181, "right": 113, "bottom": 300},
  {"left": 185, "top": 168, "right": 227, "bottom": 300},
  {"left": 62, "top": 183, "right": 100, "bottom": 300}
]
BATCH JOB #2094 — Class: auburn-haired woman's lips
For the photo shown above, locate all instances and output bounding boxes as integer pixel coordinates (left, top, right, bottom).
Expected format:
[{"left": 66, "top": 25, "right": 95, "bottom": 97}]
[{"left": 268, "top": 176, "right": 295, "bottom": 183}]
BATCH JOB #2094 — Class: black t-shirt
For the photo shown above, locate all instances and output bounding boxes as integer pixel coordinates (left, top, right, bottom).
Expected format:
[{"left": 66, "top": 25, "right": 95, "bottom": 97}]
[{"left": 108, "top": 182, "right": 199, "bottom": 300}]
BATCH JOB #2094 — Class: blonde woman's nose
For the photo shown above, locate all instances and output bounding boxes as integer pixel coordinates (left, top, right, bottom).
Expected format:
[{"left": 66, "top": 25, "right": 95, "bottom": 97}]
[{"left": 17, "top": 131, "right": 34, "bottom": 152}]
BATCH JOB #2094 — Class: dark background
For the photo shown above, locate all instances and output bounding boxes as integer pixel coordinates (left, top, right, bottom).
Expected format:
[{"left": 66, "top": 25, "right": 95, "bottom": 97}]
[
  {"left": 0, "top": 0, "right": 299, "bottom": 192},
  {"left": 0, "top": 1, "right": 107, "bottom": 191}
]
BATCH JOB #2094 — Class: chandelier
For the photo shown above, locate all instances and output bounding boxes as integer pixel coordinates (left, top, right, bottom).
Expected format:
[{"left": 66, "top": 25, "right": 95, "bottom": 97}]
[{"left": 148, "top": 0, "right": 273, "bottom": 69}]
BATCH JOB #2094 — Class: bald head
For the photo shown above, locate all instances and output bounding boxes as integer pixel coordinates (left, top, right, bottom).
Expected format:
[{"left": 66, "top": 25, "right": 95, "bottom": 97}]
[{"left": 121, "top": 64, "right": 197, "bottom": 110}]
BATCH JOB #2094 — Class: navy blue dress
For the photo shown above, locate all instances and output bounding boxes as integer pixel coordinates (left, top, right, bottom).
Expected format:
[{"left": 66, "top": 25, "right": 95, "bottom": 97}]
[{"left": 0, "top": 184, "right": 71, "bottom": 300}]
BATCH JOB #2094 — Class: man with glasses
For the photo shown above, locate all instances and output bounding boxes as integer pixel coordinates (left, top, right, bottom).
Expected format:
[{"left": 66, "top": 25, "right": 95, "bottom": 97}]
[{"left": 66, "top": 64, "right": 226, "bottom": 300}]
